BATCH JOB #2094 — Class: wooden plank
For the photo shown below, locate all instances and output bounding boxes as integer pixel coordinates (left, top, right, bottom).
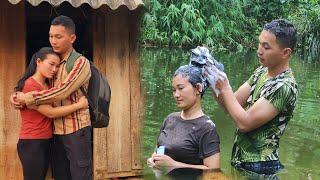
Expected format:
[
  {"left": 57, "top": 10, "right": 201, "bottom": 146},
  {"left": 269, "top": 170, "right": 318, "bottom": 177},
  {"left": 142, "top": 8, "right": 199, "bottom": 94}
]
[
  {"left": 0, "top": 1, "right": 25, "bottom": 179},
  {"left": 92, "top": 11, "right": 108, "bottom": 180},
  {"left": 91, "top": 6, "right": 144, "bottom": 179},
  {"left": 129, "top": 7, "right": 144, "bottom": 170},
  {"left": 105, "top": 6, "right": 131, "bottom": 173},
  {"left": 92, "top": 6, "right": 144, "bottom": 178},
  {"left": 94, "top": 170, "right": 143, "bottom": 179}
]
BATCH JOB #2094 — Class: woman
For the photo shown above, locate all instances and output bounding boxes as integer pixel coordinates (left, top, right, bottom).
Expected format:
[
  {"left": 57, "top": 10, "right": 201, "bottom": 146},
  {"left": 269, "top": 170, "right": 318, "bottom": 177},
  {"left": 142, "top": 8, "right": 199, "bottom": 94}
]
[
  {"left": 14, "top": 47, "right": 88, "bottom": 180},
  {"left": 147, "top": 64, "right": 220, "bottom": 173}
]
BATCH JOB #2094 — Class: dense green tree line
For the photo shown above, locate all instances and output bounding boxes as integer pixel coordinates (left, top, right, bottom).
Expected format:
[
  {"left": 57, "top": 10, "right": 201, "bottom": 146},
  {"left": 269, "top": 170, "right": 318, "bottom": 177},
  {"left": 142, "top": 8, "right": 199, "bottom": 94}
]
[{"left": 140, "top": 0, "right": 320, "bottom": 56}]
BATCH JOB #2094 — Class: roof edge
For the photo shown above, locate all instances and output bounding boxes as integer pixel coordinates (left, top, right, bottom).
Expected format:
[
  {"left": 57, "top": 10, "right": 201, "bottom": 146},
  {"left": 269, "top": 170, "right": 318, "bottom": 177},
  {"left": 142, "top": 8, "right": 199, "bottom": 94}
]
[{"left": 8, "top": 0, "right": 145, "bottom": 10}]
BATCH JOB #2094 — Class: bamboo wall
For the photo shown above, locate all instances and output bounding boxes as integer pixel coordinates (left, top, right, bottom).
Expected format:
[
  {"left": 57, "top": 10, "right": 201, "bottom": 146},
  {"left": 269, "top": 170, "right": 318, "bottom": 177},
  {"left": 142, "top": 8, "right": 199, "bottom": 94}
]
[{"left": 0, "top": 1, "right": 144, "bottom": 179}]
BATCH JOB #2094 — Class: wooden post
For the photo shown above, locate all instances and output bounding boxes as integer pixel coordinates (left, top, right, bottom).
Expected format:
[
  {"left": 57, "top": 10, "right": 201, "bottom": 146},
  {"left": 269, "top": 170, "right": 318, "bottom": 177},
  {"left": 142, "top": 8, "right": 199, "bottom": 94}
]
[
  {"left": 0, "top": 1, "right": 25, "bottom": 179},
  {"left": 129, "top": 7, "right": 144, "bottom": 171}
]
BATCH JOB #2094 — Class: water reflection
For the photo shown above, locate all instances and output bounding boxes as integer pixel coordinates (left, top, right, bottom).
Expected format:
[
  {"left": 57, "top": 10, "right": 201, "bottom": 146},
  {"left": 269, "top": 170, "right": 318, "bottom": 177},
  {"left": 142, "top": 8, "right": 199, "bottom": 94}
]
[
  {"left": 140, "top": 48, "right": 320, "bottom": 179},
  {"left": 231, "top": 167, "right": 282, "bottom": 180},
  {"left": 148, "top": 167, "right": 228, "bottom": 180}
]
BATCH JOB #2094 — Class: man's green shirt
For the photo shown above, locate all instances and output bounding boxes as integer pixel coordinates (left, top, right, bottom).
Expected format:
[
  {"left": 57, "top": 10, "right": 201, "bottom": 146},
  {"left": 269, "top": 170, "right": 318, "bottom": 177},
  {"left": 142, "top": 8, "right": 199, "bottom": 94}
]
[{"left": 231, "top": 66, "right": 298, "bottom": 166}]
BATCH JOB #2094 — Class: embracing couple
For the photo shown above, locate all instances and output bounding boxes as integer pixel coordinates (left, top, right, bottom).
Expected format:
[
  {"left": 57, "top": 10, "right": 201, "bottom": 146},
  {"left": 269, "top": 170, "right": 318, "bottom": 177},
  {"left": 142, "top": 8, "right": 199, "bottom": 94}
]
[{"left": 11, "top": 15, "right": 92, "bottom": 180}]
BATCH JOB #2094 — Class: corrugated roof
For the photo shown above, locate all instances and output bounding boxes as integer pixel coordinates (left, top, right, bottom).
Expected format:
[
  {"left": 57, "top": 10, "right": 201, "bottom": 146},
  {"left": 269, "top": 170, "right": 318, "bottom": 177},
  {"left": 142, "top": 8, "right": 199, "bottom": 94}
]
[{"left": 8, "top": 0, "right": 144, "bottom": 10}]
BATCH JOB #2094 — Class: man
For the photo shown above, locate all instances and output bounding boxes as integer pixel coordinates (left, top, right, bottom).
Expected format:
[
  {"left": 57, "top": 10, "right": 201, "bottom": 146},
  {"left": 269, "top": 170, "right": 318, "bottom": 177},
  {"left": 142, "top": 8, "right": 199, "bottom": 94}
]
[
  {"left": 206, "top": 19, "right": 298, "bottom": 175},
  {"left": 11, "top": 15, "right": 92, "bottom": 180}
]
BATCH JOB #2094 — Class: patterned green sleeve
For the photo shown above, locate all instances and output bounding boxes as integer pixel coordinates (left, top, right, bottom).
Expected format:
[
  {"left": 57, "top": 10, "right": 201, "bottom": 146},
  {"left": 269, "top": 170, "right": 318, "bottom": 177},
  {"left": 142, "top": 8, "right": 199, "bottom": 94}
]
[
  {"left": 246, "top": 74, "right": 255, "bottom": 86},
  {"left": 264, "top": 84, "right": 293, "bottom": 112},
  {"left": 247, "top": 66, "right": 265, "bottom": 86}
]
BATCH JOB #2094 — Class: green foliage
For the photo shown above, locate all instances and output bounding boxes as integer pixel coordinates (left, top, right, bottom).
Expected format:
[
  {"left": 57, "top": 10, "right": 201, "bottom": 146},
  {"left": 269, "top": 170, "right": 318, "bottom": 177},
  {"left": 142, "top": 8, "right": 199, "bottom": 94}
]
[
  {"left": 141, "top": 0, "right": 320, "bottom": 56},
  {"left": 141, "top": 0, "right": 260, "bottom": 50},
  {"left": 288, "top": 0, "right": 320, "bottom": 58}
]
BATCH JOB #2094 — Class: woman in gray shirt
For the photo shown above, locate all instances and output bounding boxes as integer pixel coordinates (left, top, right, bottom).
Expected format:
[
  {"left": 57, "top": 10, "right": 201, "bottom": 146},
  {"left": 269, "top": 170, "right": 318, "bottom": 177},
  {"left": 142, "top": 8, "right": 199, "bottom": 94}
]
[{"left": 147, "top": 64, "right": 220, "bottom": 171}]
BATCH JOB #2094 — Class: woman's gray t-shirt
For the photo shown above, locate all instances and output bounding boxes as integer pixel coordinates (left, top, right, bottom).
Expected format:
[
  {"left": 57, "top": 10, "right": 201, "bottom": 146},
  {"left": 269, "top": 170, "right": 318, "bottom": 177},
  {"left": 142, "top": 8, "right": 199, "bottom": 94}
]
[{"left": 157, "top": 112, "right": 220, "bottom": 165}]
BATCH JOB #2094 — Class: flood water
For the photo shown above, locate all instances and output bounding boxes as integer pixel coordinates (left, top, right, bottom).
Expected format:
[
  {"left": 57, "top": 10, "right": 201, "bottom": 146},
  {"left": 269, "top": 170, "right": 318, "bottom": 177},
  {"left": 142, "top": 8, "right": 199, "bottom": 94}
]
[{"left": 140, "top": 47, "right": 320, "bottom": 179}]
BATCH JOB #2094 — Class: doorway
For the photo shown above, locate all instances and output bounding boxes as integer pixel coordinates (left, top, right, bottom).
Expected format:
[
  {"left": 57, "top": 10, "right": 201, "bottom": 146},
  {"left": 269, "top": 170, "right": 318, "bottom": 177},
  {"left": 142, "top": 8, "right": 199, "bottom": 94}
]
[{"left": 25, "top": 1, "right": 93, "bottom": 65}]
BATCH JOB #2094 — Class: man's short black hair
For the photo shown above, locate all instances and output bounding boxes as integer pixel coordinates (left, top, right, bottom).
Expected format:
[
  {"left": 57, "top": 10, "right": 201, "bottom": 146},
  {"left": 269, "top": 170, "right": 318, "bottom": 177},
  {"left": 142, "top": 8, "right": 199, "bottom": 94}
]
[
  {"left": 264, "top": 19, "right": 297, "bottom": 51},
  {"left": 51, "top": 15, "right": 75, "bottom": 34}
]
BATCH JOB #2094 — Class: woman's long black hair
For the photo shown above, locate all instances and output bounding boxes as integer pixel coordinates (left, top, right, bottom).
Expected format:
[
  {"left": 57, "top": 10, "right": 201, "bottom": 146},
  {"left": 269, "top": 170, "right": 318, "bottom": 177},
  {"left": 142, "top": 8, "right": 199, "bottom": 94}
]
[{"left": 15, "top": 47, "right": 58, "bottom": 91}]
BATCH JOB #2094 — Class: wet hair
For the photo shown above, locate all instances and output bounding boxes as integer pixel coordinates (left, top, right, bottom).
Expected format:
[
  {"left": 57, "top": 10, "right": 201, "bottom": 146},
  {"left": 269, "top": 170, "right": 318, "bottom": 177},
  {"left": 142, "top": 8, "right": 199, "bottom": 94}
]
[
  {"left": 15, "top": 47, "right": 58, "bottom": 91},
  {"left": 51, "top": 15, "right": 75, "bottom": 34},
  {"left": 264, "top": 19, "right": 297, "bottom": 51},
  {"left": 174, "top": 65, "right": 208, "bottom": 97}
]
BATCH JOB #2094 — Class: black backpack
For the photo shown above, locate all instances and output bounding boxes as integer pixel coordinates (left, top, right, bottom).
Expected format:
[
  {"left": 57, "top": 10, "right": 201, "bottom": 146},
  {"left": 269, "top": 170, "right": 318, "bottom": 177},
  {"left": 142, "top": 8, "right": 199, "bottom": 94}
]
[{"left": 66, "top": 50, "right": 111, "bottom": 128}]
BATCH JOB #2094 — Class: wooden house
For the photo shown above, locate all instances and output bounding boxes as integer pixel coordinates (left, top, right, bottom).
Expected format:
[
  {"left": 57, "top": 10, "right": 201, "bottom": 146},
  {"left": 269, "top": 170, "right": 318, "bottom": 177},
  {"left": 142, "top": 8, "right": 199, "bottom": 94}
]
[{"left": 0, "top": 0, "right": 145, "bottom": 179}]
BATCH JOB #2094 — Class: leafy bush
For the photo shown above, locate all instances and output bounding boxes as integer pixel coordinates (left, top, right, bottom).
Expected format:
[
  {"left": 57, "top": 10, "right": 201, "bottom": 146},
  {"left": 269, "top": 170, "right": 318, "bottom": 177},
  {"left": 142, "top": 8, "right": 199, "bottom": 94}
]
[
  {"left": 140, "top": 0, "right": 320, "bottom": 55},
  {"left": 288, "top": 0, "right": 320, "bottom": 58}
]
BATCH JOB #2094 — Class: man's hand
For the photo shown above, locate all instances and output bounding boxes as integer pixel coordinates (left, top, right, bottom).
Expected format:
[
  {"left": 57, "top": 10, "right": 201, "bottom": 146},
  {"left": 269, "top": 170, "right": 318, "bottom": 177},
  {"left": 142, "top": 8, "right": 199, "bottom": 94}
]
[
  {"left": 205, "top": 65, "right": 230, "bottom": 97},
  {"left": 10, "top": 92, "right": 24, "bottom": 109}
]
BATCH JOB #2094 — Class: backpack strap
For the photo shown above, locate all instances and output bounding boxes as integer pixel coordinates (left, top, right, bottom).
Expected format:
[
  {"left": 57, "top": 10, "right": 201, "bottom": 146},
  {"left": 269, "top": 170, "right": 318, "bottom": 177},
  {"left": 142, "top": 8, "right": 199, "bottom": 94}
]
[
  {"left": 80, "top": 86, "right": 89, "bottom": 100},
  {"left": 65, "top": 50, "right": 89, "bottom": 99},
  {"left": 65, "top": 50, "right": 82, "bottom": 74},
  {"left": 80, "top": 86, "right": 93, "bottom": 110}
]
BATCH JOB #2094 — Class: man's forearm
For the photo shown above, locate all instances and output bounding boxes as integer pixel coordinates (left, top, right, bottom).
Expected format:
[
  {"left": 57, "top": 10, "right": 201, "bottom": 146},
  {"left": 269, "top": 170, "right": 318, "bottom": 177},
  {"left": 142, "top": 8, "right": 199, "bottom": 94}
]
[{"left": 221, "top": 88, "right": 250, "bottom": 132}]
